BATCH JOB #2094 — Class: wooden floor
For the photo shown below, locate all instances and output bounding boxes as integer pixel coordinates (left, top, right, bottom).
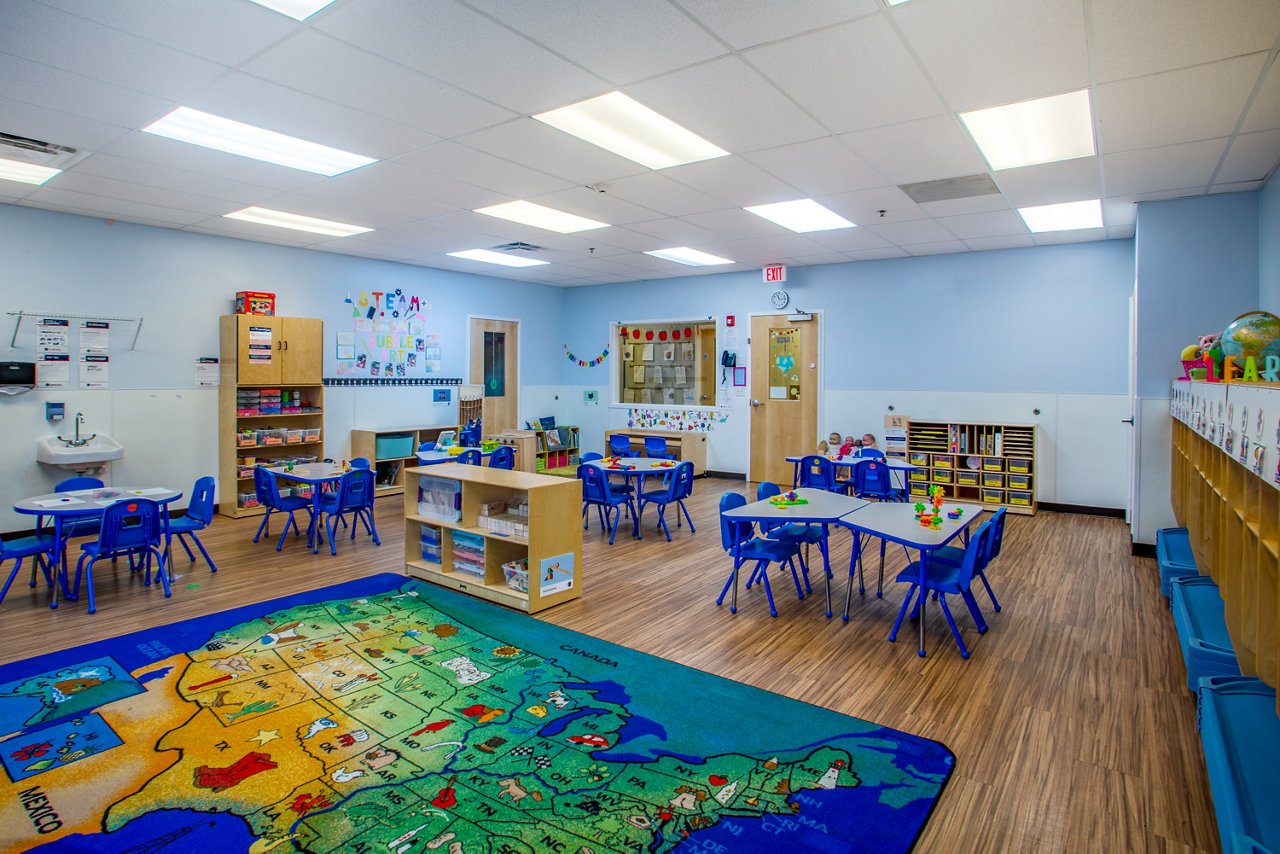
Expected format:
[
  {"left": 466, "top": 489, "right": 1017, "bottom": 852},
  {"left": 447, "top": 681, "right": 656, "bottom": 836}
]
[{"left": 0, "top": 479, "right": 1217, "bottom": 853}]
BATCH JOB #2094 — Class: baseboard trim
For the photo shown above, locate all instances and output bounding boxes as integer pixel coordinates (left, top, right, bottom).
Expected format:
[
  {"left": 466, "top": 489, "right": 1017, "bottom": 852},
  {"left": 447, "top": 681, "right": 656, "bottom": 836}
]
[
  {"left": 1131, "top": 541, "right": 1156, "bottom": 558},
  {"left": 706, "top": 470, "right": 746, "bottom": 480},
  {"left": 1039, "top": 502, "right": 1125, "bottom": 519}
]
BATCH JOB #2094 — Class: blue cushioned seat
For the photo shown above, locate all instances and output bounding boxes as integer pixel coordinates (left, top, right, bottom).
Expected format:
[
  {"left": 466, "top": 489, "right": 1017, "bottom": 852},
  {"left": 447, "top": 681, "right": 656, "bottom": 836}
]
[
  {"left": 1197, "top": 676, "right": 1279, "bottom": 854},
  {"left": 1157, "top": 526, "right": 1197, "bottom": 597},
  {"left": 1170, "top": 576, "right": 1240, "bottom": 692}
]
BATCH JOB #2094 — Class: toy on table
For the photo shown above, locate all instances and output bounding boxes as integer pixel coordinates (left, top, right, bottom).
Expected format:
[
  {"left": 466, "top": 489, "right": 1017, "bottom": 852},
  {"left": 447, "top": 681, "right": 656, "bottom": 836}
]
[
  {"left": 654, "top": 460, "right": 676, "bottom": 468},
  {"left": 914, "top": 486, "right": 947, "bottom": 529},
  {"left": 768, "top": 490, "right": 809, "bottom": 507}
]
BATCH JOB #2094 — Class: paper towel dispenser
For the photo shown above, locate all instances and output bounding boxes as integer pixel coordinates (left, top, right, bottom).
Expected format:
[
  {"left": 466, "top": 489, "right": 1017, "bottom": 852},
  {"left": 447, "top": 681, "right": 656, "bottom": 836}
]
[{"left": 0, "top": 361, "right": 36, "bottom": 395}]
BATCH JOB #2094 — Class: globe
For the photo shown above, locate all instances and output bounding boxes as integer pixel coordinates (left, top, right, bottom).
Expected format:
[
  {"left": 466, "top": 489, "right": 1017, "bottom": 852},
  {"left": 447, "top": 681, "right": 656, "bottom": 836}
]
[{"left": 1218, "top": 311, "right": 1280, "bottom": 363}]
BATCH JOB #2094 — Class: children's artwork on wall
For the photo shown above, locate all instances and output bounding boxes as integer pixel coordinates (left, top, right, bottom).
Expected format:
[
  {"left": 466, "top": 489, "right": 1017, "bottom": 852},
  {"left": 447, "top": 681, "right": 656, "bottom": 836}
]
[
  {"left": 336, "top": 289, "right": 441, "bottom": 378},
  {"left": 626, "top": 408, "right": 730, "bottom": 432},
  {"left": 565, "top": 343, "right": 608, "bottom": 367}
]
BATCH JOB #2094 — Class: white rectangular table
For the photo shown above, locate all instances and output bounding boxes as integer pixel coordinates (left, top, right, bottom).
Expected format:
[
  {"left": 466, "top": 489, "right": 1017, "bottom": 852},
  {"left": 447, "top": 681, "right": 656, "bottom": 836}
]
[
  {"left": 837, "top": 501, "right": 984, "bottom": 656},
  {"left": 723, "top": 488, "right": 870, "bottom": 617}
]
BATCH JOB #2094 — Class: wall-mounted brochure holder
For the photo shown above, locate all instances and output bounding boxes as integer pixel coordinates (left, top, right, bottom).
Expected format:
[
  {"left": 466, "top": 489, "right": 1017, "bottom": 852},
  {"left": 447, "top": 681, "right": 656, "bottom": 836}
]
[{"left": 0, "top": 361, "right": 36, "bottom": 395}]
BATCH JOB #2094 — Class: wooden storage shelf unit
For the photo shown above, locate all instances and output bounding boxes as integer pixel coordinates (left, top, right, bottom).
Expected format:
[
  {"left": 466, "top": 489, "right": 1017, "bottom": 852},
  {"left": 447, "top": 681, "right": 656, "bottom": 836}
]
[
  {"left": 533, "top": 425, "right": 580, "bottom": 473},
  {"left": 603, "top": 428, "right": 707, "bottom": 475},
  {"left": 219, "top": 314, "right": 324, "bottom": 519},
  {"left": 907, "top": 420, "right": 1037, "bottom": 515},
  {"left": 351, "top": 425, "right": 459, "bottom": 497},
  {"left": 404, "top": 463, "right": 583, "bottom": 613}
]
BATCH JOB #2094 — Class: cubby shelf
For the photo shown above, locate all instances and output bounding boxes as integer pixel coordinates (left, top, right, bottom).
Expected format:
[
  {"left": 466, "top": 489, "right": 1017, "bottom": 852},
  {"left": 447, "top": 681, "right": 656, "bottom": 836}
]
[{"left": 907, "top": 420, "right": 1037, "bottom": 515}]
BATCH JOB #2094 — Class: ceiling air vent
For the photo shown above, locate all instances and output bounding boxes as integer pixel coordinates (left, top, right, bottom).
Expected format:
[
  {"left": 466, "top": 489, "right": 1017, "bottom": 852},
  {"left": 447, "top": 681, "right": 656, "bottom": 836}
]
[
  {"left": 898, "top": 173, "right": 1000, "bottom": 204},
  {"left": 491, "top": 241, "right": 545, "bottom": 253},
  {"left": 0, "top": 132, "right": 89, "bottom": 170}
]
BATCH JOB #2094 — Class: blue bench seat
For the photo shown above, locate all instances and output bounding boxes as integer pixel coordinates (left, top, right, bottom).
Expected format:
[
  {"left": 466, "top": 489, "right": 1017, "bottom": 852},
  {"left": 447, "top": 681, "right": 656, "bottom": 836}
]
[
  {"left": 1197, "top": 676, "right": 1279, "bottom": 854},
  {"left": 1157, "top": 526, "right": 1198, "bottom": 597},
  {"left": 1170, "top": 576, "right": 1240, "bottom": 692}
]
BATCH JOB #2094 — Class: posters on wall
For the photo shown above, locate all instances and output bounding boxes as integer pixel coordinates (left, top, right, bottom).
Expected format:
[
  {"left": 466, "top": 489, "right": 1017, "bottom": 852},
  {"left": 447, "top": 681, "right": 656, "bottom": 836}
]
[
  {"left": 626, "top": 408, "right": 730, "bottom": 432},
  {"left": 37, "top": 318, "right": 70, "bottom": 388},
  {"left": 80, "top": 354, "right": 109, "bottom": 388},
  {"left": 79, "top": 321, "right": 109, "bottom": 352},
  {"left": 195, "top": 357, "right": 219, "bottom": 386},
  {"left": 336, "top": 289, "right": 442, "bottom": 378},
  {"left": 248, "top": 325, "right": 273, "bottom": 364}
]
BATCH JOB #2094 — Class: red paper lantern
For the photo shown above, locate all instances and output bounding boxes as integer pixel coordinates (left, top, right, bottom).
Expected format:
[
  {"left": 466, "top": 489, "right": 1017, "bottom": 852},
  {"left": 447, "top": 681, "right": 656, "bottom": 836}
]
[
  {"left": 632, "top": 329, "right": 641, "bottom": 339},
  {"left": 684, "top": 327, "right": 693, "bottom": 338},
  {"left": 646, "top": 331, "right": 654, "bottom": 341},
  {"left": 659, "top": 330, "right": 668, "bottom": 341}
]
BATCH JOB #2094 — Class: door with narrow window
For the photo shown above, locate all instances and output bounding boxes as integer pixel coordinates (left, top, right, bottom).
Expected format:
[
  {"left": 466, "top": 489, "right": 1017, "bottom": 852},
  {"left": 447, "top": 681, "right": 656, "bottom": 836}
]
[
  {"left": 749, "top": 315, "right": 819, "bottom": 485},
  {"left": 470, "top": 317, "right": 519, "bottom": 433}
]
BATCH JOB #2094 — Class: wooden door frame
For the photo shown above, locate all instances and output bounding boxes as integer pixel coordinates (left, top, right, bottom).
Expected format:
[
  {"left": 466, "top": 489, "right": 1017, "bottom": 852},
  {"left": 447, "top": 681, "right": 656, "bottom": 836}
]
[
  {"left": 746, "top": 310, "right": 825, "bottom": 484},
  {"left": 467, "top": 315, "right": 521, "bottom": 430}
]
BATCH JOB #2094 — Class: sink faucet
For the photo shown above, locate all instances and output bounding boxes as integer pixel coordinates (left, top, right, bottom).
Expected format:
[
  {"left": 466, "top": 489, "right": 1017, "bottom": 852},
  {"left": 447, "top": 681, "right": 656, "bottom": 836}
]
[{"left": 58, "top": 412, "right": 96, "bottom": 448}]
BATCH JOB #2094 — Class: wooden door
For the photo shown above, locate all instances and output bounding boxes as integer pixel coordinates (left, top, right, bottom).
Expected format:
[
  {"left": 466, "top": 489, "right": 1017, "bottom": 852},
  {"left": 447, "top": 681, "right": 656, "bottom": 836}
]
[
  {"left": 235, "top": 315, "right": 281, "bottom": 384},
  {"left": 281, "top": 317, "right": 323, "bottom": 384},
  {"left": 749, "top": 315, "right": 819, "bottom": 485},
  {"left": 470, "top": 318, "right": 519, "bottom": 433}
]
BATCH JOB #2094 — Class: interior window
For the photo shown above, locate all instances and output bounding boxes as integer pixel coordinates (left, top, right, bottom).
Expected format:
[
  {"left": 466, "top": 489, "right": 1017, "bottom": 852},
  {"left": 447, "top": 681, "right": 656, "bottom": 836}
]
[{"left": 616, "top": 320, "right": 716, "bottom": 406}]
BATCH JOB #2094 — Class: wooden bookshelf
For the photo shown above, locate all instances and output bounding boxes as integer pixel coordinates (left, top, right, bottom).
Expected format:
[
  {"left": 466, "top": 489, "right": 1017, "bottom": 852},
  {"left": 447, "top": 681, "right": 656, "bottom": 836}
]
[
  {"left": 533, "top": 425, "right": 580, "bottom": 473},
  {"left": 603, "top": 428, "right": 707, "bottom": 475},
  {"left": 351, "top": 425, "right": 458, "bottom": 497},
  {"left": 403, "top": 463, "right": 583, "bottom": 613},
  {"left": 907, "top": 420, "right": 1037, "bottom": 514}
]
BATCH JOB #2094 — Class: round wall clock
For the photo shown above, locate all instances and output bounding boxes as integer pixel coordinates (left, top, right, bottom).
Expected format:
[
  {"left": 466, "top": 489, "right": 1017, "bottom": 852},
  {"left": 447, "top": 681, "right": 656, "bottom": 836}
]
[{"left": 770, "top": 289, "right": 790, "bottom": 309}]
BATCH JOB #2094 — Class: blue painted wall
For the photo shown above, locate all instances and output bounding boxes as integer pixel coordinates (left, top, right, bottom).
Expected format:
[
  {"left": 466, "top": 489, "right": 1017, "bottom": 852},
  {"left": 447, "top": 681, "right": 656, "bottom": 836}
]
[
  {"left": 562, "top": 240, "right": 1135, "bottom": 395},
  {"left": 1260, "top": 171, "right": 1280, "bottom": 312},
  {"left": 1134, "top": 193, "right": 1260, "bottom": 399}
]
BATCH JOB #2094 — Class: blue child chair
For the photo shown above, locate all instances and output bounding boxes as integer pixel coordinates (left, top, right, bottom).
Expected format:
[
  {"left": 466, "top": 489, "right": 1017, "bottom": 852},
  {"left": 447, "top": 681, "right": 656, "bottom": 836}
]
[
  {"left": 638, "top": 461, "right": 697, "bottom": 541},
  {"left": 253, "top": 467, "right": 314, "bottom": 551},
  {"left": 755, "top": 481, "right": 823, "bottom": 592},
  {"left": 53, "top": 476, "right": 105, "bottom": 540},
  {"left": 314, "top": 468, "right": 379, "bottom": 555},
  {"left": 608, "top": 434, "right": 639, "bottom": 458},
  {"left": 797, "top": 455, "right": 841, "bottom": 493},
  {"left": 643, "top": 436, "right": 676, "bottom": 460},
  {"left": 168, "top": 476, "right": 218, "bottom": 573},
  {"left": 579, "top": 464, "right": 639, "bottom": 545},
  {"left": 456, "top": 449, "right": 482, "bottom": 466},
  {"left": 351, "top": 457, "right": 372, "bottom": 470},
  {"left": 74, "top": 498, "right": 169, "bottom": 614},
  {"left": 488, "top": 446, "right": 515, "bottom": 470},
  {"left": 0, "top": 531, "right": 60, "bottom": 607},
  {"left": 717, "top": 492, "right": 804, "bottom": 618},
  {"left": 932, "top": 507, "right": 1005, "bottom": 612},
  {"left": 852, "top": 459, "right": 903, "bottom": 502},
  {"left": 889, "top": 518, "right": 994, "bottom": 658}
]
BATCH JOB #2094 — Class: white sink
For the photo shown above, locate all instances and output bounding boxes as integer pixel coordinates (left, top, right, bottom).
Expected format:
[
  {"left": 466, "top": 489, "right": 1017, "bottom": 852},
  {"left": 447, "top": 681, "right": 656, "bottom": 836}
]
[{"left": 37, "top": 434, "right": 124, "bottom": 471}]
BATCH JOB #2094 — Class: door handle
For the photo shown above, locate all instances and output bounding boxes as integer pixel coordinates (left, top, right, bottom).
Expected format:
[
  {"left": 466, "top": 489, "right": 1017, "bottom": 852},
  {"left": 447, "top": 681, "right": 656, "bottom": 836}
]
[
  {"left": 750, "top": 399, "right": 762, "bottom": 407},
  {"left": 1121, "top": 417, "right": 1134, "bottom": 425}
]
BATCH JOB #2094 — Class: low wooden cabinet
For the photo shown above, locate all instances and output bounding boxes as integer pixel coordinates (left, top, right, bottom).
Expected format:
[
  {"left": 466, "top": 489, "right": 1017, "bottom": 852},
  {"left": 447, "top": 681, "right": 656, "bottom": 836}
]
[
  {"left": 404, "top": 463, "right": 582, "bottom": 613},
  {"left": 352, "top": 425, "right": 457, "bottom": 497},
  {"left": 604, "top": 428, "right": 707, "bottom": 475}
]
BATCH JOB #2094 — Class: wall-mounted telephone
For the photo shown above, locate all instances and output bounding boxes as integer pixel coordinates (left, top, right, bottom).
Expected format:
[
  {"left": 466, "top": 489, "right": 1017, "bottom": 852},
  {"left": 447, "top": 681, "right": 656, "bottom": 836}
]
[{"left": 721, "top": 350, "right": 736, "bottom": 383}]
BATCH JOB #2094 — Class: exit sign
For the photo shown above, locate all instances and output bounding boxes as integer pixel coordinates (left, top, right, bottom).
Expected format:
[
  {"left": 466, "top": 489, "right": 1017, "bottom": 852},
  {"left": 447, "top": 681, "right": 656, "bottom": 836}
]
[{"left": 763, "top": 264, "right": 787, "bottom": 283}]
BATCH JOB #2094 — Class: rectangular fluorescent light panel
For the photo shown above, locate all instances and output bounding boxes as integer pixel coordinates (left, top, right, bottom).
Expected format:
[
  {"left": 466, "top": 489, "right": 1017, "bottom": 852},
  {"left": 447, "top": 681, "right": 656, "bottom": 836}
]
[
  {"left": 884, "top": 0, "right": 913, "bottom": 5},
  {"left": 475, "top": 200, "right": 609, "bottom": 234},
  {"left": 0, "top": 157, "right": 61, "bottom": 185},
  {"left": 744, "top": 199, "right": 855, "bottom": 233},
  {"left": 143, "top": 107, "right": 376, "bottom": 176},
  {"left": 645, "top": 247, "right": 733, "bottom": 266},
  {"left": 1017, "top": 199, "right": 1102, "bottom": 233},
  {"left": 448, "top": 249, "right": 549, "bottom": 268},
  {"left": 534, "top": 91, "right": 729, "bottom": 170},
  {"left": 960, "top": 89, "right": 1095, "bottom": 171},
  {"left": 247, "top": 0, "right": 337, "bottom": 20},
  {"left": 224, "top": 207, "right": 372, "bottom": 237}
]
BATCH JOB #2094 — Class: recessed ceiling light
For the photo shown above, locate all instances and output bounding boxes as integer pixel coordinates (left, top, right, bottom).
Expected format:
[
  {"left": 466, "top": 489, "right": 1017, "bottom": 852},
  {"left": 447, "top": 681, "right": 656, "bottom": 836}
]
[
  {"left": 534, "top": 91, "right": 729, "bottom": 170},
  {"left": 143, "top": 107, "right": 376, "bottom": 176},
  {"left": 448, "top": 249, "right": 550, "bottom": 268},
  {"left": 224, "top": 207, "right": 373, "bottom": 237},
  {"left": 0, "top": 157, "right": 60, "bottom": 186},
  {"left": 246, "top": 0, "right": 337, "bottom": 20},
  {"left": 475, "top": 200, "right": 609, "bottom": 234},
  {"left": 744, "top": 199, "right": 856, "bottom": 233},
  {"left": 884, "top": 0, "right": 913, "bottom": 5},
  {"left": 644, "top": 247, "right": 734, "bottom": 266},
  {"left": 959, "top": 90, "right": 1095, "bottom": 171},
  {"left": 1017, "top": 199, "right": 1103, "bottom": 233}
]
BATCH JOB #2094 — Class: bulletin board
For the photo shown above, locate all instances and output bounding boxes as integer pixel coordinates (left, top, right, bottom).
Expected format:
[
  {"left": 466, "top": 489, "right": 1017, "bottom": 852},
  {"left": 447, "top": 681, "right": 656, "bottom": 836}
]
[
  {"left": 620, "top": 327, "right": 699, "bottom": 405},
  {"left": 335, "top": 289, "right": 442, "bottom": 379}
]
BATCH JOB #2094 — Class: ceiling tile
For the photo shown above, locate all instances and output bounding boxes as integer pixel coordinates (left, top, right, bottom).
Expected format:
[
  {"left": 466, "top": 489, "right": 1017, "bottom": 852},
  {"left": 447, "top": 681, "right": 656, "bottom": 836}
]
[
  {"left": 1102, "top": 197, "right": 1139, "bottom": 227},
  {"left": 20, "top": 200, "right": 180, "bottom": 230},
  {"left": 1032, "top": 228, "right": 1107, "bottom": 246},
  {"left": 1103, "top": 138, "right": 1227, "bottom": 196},
  {"left": 65, "top": 153, "right": 275, "bottom": 205},
  {"left": 1241, "top": 58, "right": 1280, "bottom": 133},
  {"left": 805, "top": 227, "right": 891, "bottom": 252},
  {"left": 0, "top": 53, "right": 172, "bottom": 133},
  {"left": 527, "top": 187, "right": 663, "bottom": 225},
  {"left": 0, "top": 96, "right": 132, "bottom": 151},
  {"left": 465, "top": 0, "right": 726, "bottom": 84},
  {"left": 681, "top": 207, "right": 805, "bottom": 240},
  {"left": 843, "top": 115, "right": 987, "bottom": 184},
  {"left": 935, "top": 210, "right": 1027, "bottom": 240},
  {"left": 672, "top": 0, "right": 878, "bottom": 51},
  {"left": 964, "top": 234, "right": 1036, "bottom": 252},
  {"left": 184, "top": 73, "right": 439, "bottom": 162},
  {"left": 96, "top": 132, "right": 332, "bottom": 192},
  {"left": 893, "top": 0, "right": 1089, "bottom": 112},
  {"left": 662, "top": 156, "right": 801, "bottom": 207},
  {"left": 863, "top": 219, "right": 958, "bottom": 245},
  {"left": 315, "top": 0, "right": 606, "bottom": 114},
  {"left": 596, "top": 173, "right": 726, "bottom": 218},
  {"left": 625, "top": 217, "right": 726, "bottom": 246},
  {"left": 905, "top": 240, "right": 968, "bottom": 256},
  {"left": 629, "top": 56, "right": 828, "bottom": 153},
  {"left": 457, "top": 118, "right": 648, "bottom": 186},
  {"left": 1090, "top": 0, "right": 1280, "bottom": 83},
  {"left": 396, "top": 142, "right": 574, "bottom": 198},
  {"left": 23, "top": 186, "right": 208, "bottom": 226},
  {"left": 42, "top": 171, "right": 238, "bottom": 216},
  {"left": 848, "top": 246, "right": 909, "bottom": 261},
  {"left": 580, "top": 226, "right": 668, "bottom": 253},
  {"left": 0, "top": 0, "right": 227, "bottom": 100},
  {"left": 300, "top": 161, "right": 506, "bottom": 212},
  {"left": 1215, "top": 129, "right": 1280, "bottom": 184},
  {"left": 429, "top": 210, "right": 552, "bottom": 243},
  {"left": 186, "top": 217, "right": 328, "bottom": 246},
  {"left": 37, "top": 0, "right": 295, "bottom": 65},
  {"left": 1097, "top": 53, "right": 1266, "bottom": 154},
  {"left": 744, "top": 137, "right": 885, "bottom": 196},
  {"left": 994, "top": 157, "right": 1102, "bottom": 207},
  {"left": 256, "top": 187, "right": 458, "bottom": 229},
  {"left": 917, "top": 194, "right": 1014, "bottom": 217},
  {"left": 1209, "top": 180, "right": 1265, "bottom": 193},
  {"left": 815, "top": 186, "right": 925, "bottom": 224},
  {"left": 791, "top": 252, "right": 853, "bottom": 266},
  {"left": 744, "top": 16, "right": 945, "bottom": 134},
  {"left": 242, "top": 30, "right": 517, "bottom": 139}
]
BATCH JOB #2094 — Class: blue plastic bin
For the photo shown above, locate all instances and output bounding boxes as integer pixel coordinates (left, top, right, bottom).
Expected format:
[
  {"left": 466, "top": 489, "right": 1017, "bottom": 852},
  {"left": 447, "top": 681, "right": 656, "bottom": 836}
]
[
  {"left": 1157, "top": 526, "right": 1197, "bottom": 597},
  {"left": 1197, "top": 676, "right": 1279, "bottom": 854},
  {"left": 1170, "top": 576, "right": 1240, "bottom": 691}
]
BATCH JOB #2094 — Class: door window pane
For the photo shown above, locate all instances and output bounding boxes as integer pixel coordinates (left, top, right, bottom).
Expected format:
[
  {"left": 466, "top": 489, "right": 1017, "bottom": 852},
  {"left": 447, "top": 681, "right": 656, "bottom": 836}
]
[
  {"left": 769, "top": 328, "right": 800, "bottom": 401},
  {"left": 484, "top": 331, "right": 505, "bottom": 397}
]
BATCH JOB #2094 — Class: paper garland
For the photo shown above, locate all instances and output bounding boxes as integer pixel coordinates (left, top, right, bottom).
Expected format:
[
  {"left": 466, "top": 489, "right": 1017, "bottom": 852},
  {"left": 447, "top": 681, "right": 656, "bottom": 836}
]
[{"left": 565, "top": 344, "right": 608, "bottom": 367}]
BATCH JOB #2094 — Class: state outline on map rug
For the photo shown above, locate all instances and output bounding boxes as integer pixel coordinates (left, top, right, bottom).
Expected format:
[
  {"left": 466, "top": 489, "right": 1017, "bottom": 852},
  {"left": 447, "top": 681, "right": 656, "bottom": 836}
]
[{"left": 0, "top": 574, "right": 954, "bottom": 853}]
